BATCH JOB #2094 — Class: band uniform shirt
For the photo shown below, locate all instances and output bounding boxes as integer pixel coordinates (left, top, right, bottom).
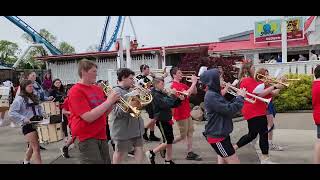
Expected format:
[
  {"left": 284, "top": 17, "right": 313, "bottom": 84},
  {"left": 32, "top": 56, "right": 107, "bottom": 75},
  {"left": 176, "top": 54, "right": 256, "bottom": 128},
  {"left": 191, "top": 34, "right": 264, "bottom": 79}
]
[
  {"left": 68, "top": 83, "right": 107, "bottom": 142},
  {"left": 171, "top": 81, "right": 191, "bottom": 121},
  {"left": 240, "top": 77, "right": 267, "bottom": 120},
  {"left": 312, "top": 80, "right": 320, "bottom": 125}
]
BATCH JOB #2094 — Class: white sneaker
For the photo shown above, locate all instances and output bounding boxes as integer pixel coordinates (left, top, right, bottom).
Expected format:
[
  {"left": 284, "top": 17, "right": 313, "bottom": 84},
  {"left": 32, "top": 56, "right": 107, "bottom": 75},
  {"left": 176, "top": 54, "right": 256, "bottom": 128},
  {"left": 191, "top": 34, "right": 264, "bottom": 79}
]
[
  {"left": 269, "top": 143, "right": 284, "bottom": 151},
  {"left": 10, "top": 122, "right": 17, "bottom": 128},
  {"left": 260, "top": 158, "right": 277, "bottom": 164}
]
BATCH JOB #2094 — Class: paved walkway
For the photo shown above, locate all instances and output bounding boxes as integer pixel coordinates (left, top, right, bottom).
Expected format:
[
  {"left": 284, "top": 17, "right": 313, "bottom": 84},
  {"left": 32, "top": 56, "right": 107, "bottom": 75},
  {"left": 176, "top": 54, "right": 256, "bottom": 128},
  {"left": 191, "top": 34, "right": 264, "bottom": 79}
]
[{"left": 0, "top": 112, "right": 316, "bottom": 164}]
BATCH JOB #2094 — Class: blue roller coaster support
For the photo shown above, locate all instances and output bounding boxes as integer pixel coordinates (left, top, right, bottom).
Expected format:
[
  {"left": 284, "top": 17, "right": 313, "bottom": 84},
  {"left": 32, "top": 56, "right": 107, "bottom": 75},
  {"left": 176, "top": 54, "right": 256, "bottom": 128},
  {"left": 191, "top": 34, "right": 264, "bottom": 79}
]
[
  {"left": 4, "top": 16, "right": 62, "bottom": 55},
  {"left": 99, "top": 16, "right": 111, "bottom": 51},
  {"left": 101, "top": 16, "right": 123, "bottom": 52}
]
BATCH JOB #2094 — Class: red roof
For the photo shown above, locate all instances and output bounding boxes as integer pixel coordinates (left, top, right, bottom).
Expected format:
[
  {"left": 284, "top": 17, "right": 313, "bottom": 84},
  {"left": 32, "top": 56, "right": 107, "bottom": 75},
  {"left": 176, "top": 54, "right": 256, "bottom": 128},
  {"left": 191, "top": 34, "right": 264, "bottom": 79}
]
[
  {"left": 209, "top": 16, "right": 315, "bottom": 53},
  {"left": 208, "top": 34, "right": 309, "bottom": 53}
]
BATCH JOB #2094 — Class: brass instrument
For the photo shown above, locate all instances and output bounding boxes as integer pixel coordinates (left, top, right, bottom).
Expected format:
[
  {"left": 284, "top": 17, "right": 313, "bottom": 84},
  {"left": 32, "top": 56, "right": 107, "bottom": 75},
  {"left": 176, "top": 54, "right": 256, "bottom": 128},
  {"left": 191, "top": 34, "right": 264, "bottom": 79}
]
[
  {"left": 150, "top": 68, "right": 167, "bottom": 77},
  {"left": 132, "top": 77, "right": 153, "bottom": 106},
  {"left": 182, "top": 70, "right": 200, "bottom": 82},
  {"left": 101, "top": 82, "right": 141, "bottom": 118},
  {"left": 131, "top": 84, "right": 153, "bottom": 107},
  {"left": 182, "top": 76, "right": 200, "bottom": 82},
  {"left": 221, "top": 81, "right": 271, "bottom": 104},
  {"left": 285, "top": 78, "right": 301, "bottom": 81},
  {"left": 256, "top": 73, "right": 289, "bottom": 87}
]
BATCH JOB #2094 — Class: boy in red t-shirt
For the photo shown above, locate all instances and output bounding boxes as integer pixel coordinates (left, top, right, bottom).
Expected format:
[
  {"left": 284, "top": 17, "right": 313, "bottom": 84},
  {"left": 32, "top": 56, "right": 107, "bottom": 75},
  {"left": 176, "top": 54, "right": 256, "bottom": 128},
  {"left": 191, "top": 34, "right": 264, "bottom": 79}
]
[
  {"left": 169, "top": 67, "right": 202, "bottom": 161},
  {"left": 68, "top": 59, "right": 120, "bottom": 164},
  {"left": 312, "top": 65, "right": 320, "bottom": 164}
]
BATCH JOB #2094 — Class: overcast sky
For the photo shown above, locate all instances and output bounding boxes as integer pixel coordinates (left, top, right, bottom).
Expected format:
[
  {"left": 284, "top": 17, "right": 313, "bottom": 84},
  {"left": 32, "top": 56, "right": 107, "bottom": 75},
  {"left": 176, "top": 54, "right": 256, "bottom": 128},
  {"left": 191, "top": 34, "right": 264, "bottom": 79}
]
[{"left": 0, "top": 16, "right": 285, "bottom": 53}]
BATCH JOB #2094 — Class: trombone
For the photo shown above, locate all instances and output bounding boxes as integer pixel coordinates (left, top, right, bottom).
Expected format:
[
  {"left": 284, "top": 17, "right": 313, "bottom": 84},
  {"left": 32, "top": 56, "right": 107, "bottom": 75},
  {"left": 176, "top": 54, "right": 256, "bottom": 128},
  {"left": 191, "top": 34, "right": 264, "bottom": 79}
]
[
  {"left": 182, "top": 71, "right": 199, "bottom": 83},
  {"left": 256, "top": 73, "right": 289, "bottom": 87},
  {"left": 101, "top": 82, "right": 141, "bottom": 118},
  {"left": 150, "top": 68, "right": 167, "bottom": 77},
  {"left": 221, "top": 81, "right": 271, "bottom": 104},
  {"left": 182, "top": 76, "right": 200, "bottom": 83}
]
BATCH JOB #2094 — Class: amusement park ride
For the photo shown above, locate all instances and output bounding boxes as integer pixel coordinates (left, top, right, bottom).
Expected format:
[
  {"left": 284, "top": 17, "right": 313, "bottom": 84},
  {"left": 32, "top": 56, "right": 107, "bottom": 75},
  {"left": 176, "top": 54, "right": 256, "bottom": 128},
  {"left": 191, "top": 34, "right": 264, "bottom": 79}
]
[{"left": 3, "top": 16, "right": 138, "bottom": 68}]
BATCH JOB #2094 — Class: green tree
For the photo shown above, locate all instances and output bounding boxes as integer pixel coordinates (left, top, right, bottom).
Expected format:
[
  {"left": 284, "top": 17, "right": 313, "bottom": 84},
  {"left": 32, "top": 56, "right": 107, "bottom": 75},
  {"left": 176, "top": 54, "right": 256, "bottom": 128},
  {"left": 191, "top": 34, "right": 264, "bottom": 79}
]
[
  {"left": 58, "top": 42, "right": 75, "bottom": 54},
  {"left": 0, "top": 40, "right": 20, "bottom": 65}
]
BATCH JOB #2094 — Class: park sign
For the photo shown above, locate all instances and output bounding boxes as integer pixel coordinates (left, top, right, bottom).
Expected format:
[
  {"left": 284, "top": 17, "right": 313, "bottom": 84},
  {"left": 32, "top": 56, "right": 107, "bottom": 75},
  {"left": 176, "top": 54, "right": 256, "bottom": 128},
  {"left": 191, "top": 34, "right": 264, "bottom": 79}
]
[{"left": 254, "top": 17, "right": 304, "bottom": 43}]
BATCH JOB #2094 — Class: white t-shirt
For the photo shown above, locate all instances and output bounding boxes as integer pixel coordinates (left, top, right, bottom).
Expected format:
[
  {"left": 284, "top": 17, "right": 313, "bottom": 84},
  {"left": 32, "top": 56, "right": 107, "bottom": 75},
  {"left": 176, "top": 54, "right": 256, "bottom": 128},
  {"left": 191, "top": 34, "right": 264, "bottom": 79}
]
[{"left": 311, "top": 54, "right": 318, "bottom": 60}]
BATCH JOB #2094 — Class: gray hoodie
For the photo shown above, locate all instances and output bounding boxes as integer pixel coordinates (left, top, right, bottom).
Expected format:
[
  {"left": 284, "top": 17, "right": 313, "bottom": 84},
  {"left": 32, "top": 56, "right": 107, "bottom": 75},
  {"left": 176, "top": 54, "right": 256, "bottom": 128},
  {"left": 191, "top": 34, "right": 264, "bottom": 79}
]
[
  {"left": 200, "top": 69, "right": 244, "bottom": 138},
  {"left": 108, "top": 86, "right": 144, "bottom": 141},
  {"left": 9, "top": 96, "right": 44, "bottom": 126}
]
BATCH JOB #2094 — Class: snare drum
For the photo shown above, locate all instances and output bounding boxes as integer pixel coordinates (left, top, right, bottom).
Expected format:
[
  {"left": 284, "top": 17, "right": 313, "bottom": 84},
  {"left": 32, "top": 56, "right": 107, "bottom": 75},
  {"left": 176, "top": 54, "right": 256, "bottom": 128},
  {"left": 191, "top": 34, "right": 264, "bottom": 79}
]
[
  {"left": 36, "top": 122, "right": 64, "bottom": 144},
  {"left": 40, "top": 101, "right": 60, "bottom": 116},
  {"left": 0, "top": 86, "right": 10, "bottom": 111}
]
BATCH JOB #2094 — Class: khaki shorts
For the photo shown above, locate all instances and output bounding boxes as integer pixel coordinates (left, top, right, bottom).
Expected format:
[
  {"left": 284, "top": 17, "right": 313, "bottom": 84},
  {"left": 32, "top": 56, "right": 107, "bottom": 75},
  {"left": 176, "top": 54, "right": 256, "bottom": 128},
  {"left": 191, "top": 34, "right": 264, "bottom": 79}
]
[
  {"left": 75, "top": 138, "right": 111, "bottom": 164},
  {"left": 113, "top": 136, "right": 143, "bottom": 153},
  {"left": 176, "top": 117, "right": 194, "bottom": 138}
]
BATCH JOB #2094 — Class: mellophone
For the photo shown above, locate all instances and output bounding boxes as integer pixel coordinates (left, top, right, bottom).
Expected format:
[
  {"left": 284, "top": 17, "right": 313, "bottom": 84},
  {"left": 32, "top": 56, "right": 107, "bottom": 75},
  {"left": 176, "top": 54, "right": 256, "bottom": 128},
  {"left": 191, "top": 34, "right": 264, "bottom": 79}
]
[{"left": 35, "top": 101, "right": 64, "bottom": 144}]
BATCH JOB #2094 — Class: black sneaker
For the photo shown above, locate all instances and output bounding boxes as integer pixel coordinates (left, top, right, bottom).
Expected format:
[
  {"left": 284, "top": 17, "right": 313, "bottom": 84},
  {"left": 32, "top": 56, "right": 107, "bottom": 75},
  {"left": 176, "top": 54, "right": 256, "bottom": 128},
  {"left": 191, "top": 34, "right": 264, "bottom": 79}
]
[
  {"left": 145, "top": 150, "right": 156, "bottom": 164},
  {"left": 164, "top": 160, "right": 175, "bottom": 164},
  {"left": 186, "top": 152, "right": 202, "bottom": 161},
  {"left": 40, "top": 145, "right": 46, "bottom": 150},
  {"left": 160, "top": 149, "right": 166, "bottom": 158},
  {"left": 128, "top": 150, "right": 135, "bottom": 157},
  {"left": 22, "top": 161, "right": 30, "bottom": 164},
  {"left": 143, "top": 133, "right": 149, "bottom": 141},
  {"left": 149, "top": 134, "right": 161, "bottom": 142},
  {"left": 61, "top": 146, "right": 70, "bottom": 158}
]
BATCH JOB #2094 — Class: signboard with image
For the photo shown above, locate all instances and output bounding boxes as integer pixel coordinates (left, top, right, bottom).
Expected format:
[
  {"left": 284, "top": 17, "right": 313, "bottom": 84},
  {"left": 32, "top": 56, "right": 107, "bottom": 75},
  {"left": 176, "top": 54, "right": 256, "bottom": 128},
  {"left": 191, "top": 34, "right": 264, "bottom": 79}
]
[{"left": 254, "top": 17, "right": 304, "bottom": 43}]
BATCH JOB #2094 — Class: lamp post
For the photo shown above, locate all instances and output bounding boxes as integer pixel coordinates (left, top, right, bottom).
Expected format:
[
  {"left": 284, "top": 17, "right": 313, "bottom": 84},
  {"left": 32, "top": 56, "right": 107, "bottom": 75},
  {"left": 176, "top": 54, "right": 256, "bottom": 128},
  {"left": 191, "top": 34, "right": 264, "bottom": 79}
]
[{"left": 281, "top": 16, "right": 288, "bottom": 63}]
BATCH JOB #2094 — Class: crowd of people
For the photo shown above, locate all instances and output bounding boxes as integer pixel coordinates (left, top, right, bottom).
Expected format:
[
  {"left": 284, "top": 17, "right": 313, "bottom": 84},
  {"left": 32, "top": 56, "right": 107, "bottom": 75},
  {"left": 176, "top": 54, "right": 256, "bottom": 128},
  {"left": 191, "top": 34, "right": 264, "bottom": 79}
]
[{"left": 1, "top": 58, "right": 320, "bottom": 164}]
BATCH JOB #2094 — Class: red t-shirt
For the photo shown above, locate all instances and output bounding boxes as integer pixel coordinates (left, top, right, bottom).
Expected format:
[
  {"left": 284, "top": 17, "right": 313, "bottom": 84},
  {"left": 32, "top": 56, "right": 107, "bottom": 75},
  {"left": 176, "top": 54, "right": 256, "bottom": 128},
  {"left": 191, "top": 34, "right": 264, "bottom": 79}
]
[
  {"left": 68, "top": 83, "right": 107, "bottom": 142},
  {"left": 171, "top": 81, "right": 191, "bottom": 121},
  {"left": 240, "top": 77, "right": 267, "bottom": 120},
  {"left": 312, "top": 80, "right": 320, "bottom": 125}
]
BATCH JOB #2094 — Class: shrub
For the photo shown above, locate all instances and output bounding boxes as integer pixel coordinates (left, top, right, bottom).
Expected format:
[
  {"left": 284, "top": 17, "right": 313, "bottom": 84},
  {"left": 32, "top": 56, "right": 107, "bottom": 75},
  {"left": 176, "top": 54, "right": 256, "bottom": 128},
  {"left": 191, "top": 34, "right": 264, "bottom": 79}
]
[{"left": 273, "top": 74, "right": 313, "bottom": 112}]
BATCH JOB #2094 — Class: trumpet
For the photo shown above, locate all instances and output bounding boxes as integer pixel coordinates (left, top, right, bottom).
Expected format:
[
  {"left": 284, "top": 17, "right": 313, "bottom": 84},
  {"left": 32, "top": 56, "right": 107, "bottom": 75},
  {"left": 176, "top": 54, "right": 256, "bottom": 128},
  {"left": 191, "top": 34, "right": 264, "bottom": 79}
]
[
  {"left": 285, "top": 78, "right": 301, "bottom": 81},
  {"left": 221, "top": 81, "right": 271, "bottom": 104},
  {"left": 101, "top": 82, "right": 141, "bottom": 118},
  {"left": 182, "top": 75, "right": 200, "bottom": 83},
  {"left": 256, "top": 73, "right": 289, "bottom": 87}
]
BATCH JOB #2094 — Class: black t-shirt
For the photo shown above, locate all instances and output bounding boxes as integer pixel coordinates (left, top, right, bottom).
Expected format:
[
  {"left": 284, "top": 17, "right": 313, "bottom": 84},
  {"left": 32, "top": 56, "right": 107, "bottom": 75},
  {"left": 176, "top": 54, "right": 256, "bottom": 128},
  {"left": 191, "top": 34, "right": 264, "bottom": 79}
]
[
  {"left": 136, "top": 74, "right": 152, "bottom": 88},
  {"left": 136, "top": 74, "right": 151, "bottom": 83}
]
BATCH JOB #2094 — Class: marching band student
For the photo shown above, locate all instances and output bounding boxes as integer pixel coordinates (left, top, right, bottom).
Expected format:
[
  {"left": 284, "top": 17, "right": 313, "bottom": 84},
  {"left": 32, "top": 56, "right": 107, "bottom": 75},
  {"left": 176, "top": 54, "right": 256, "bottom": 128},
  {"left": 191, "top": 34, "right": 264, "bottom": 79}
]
[
  {"left": 109, "top": 68, "right": 145, "bottom": 164},
  {"left": 170, "top": 67, "right": 202, "bottom": 161},
  {"left": 136, "top": 64, "right": 161, "bottom": 142},
  {"left": 200, "top": 69, "right": 246, "bottom": 164},
  {"left": 68, "top": 59, "right": 120, "bottom": 164},
  {"left": 9, "top": 80, "right": 45, "bottom": 164},
  {"left": 233, "top": 61, "right": 283, "bottom": 164},
  {"left": 60, "top": 84, "right": 74, "bottom": 159},
  {"left": 263, "top": 69, "right": 284, "bottom": 151},
  {"left": 145, "top": 77, "right": 182, "bottom": 164},
  {"left": 312, "top": 65, "right": 320, "bottom": 164}
]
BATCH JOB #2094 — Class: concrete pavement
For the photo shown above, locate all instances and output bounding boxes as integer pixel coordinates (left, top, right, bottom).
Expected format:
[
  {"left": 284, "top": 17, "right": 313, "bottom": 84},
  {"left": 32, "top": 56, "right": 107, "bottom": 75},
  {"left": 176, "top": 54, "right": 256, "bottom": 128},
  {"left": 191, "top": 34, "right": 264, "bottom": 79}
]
[{"left": 0, "top": 112, "right": 317, "bottom": 164}]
